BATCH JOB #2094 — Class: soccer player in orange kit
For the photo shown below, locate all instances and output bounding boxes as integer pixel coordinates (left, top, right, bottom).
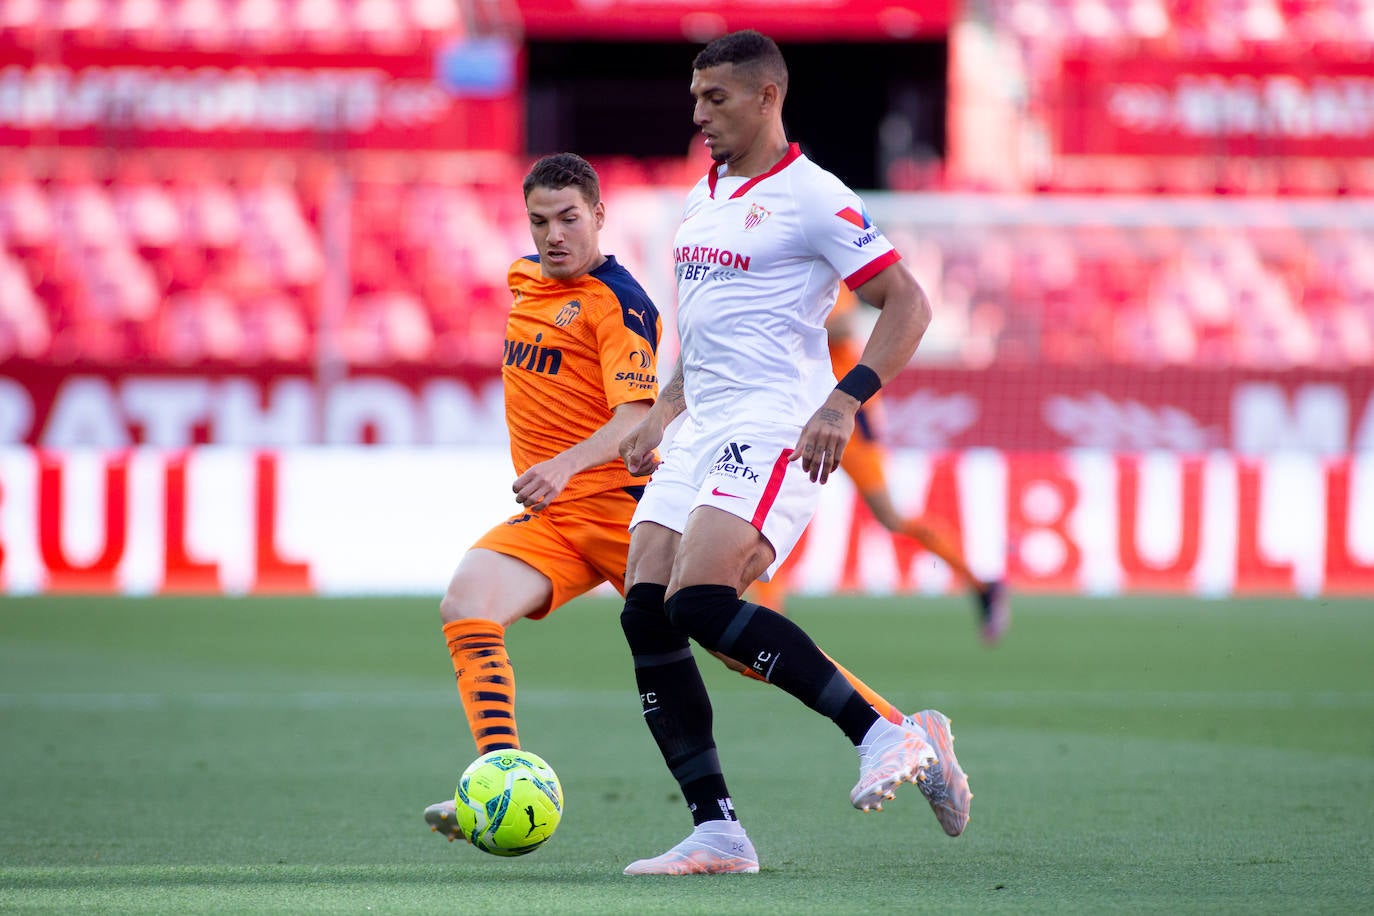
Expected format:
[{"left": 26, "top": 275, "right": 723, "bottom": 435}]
[{"left": 422, "top": 153, "right": 662, "bottom": 838}]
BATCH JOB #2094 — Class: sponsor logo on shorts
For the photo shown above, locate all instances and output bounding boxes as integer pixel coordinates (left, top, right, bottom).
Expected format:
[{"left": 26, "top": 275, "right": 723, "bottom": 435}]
[
  {"left": 719, "top": 442, "right": 749, "bottom": 464},
  {"left": 710, "top": 441, "right": 759, "bottom": 483},
  {"left": 711, "top": 487, "right": 745, "bottom": 499}
]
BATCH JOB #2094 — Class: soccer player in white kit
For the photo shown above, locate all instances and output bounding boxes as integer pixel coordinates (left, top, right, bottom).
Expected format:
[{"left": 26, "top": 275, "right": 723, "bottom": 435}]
[{"left": 617, "top": 31, "right": 972, "bottom": 876}]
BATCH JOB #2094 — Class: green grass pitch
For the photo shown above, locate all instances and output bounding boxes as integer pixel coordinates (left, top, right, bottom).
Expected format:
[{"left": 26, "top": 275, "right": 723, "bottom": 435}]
[{"left": 2, "top": 592, "right": 1371, "bottom": 914}]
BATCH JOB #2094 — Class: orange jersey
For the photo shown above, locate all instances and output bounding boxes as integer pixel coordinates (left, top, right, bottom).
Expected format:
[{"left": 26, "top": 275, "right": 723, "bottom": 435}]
[
  {"left": 826, "top": 286, "right": 865, "bottom": 376},
  {"left": 503, "top": 254, "right": 661, "bottom": 503}
]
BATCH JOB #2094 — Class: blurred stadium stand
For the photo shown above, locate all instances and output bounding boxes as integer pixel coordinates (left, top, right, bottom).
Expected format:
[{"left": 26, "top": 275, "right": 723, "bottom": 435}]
[{"left": 1, "top": 0, "right": 1372, "bottom": 372}]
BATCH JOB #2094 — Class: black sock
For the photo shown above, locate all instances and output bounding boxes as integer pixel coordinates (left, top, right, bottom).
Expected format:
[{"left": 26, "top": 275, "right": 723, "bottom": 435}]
[
  {"left": 621, "top": 583, "right": 737, "bottom": 824},
  {"left": 666, "top": 584, "right": 880, "bottom": 745}
]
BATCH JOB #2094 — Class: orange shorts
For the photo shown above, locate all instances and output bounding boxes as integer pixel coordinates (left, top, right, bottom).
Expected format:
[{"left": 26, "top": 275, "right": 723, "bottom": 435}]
[
  {"left": 841, "top": 406, "right": 888, "bottom": 496},
  {"left": 472, "top": 486, "right": 640, "bottom": 619}
]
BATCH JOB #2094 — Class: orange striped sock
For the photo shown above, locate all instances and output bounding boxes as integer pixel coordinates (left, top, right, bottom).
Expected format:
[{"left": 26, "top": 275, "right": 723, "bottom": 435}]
[
  {"left": 826, "top": 653, "right": 904, "bottom": 724},
  {"left": 443, "top": 618, "right": 519, "bottom": 754}
]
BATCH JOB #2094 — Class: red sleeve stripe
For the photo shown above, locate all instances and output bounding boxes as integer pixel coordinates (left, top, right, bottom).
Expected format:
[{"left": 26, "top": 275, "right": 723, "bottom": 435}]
[
  {"left": 751, "top": 448, "right": 794, "bottom": 530},
  {"left": 844, "top": 249, "right": 901, "bottom": 290}
]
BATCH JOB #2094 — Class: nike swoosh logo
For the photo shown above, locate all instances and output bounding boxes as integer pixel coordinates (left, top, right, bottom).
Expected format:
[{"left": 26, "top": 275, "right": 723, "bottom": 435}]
[{"left": 711, "top": 487, "right": 745, "bottom": 499}]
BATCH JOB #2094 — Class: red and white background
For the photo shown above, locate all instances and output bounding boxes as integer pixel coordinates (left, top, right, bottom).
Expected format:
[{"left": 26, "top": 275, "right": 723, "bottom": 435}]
[
  {"left": 510, "top": 0, "right": 949, "bottom": 40},
  {"left": 1056, "top": 53, "right": 1374, "bottom": 160},
  {"left": 0, "top": 47, "right": 521, "bottom": 152},
  {"left": 1, "top": 446, "right": 1370, "bottom": 598},
  {"left": 4, "top": 364, "right": 1373, "bottom": 453},
  {"left": 3, "top": 0, "right": 1372, "bottom": 598},
  {"left": 1, "top": 363, "right": 1370, "bottom": 598}
]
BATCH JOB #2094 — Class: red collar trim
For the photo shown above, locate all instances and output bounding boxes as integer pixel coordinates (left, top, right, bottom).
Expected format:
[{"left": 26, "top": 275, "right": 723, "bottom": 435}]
[{"left": 706, "top": 143, "right": 802, "bottom": 199}]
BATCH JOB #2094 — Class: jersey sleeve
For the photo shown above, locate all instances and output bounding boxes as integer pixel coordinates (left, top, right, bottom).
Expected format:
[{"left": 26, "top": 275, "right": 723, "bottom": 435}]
[
  {"left": 593, "top": 277, "right": 661, "bottom": 411},
  {"left": 797, "top": 174, "right": 902, "bottom": 291}
]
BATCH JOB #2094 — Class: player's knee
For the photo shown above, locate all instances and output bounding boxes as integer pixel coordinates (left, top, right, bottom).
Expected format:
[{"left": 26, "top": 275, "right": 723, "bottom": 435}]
[
  {"left": 620, "top": 582, "right": 676, "bottom": 653},
  {"left": 665, "top": 584, "right": 740, "bottom": 651},
  {"left": 439, "top": 595, "right": 512, "bottom": 627},
  {"left": 438, "top": 593, "right": 465, "bottom": 623}
]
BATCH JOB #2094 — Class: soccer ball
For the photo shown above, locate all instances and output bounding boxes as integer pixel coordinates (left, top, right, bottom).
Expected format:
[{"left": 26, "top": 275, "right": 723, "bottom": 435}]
[{"left": 454, "top": 749, "right": 563, "bottom": 857}]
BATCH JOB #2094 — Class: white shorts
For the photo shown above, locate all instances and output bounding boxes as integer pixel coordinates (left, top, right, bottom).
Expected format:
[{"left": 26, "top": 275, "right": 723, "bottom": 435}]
[{"left": 630, "top": 416, "right": 821, "bottom": 581}]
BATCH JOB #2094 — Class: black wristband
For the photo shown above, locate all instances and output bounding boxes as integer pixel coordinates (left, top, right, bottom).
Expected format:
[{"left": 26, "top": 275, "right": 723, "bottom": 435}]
[{"left": 835, "top": 364, "right": 882, "bottom": 404}]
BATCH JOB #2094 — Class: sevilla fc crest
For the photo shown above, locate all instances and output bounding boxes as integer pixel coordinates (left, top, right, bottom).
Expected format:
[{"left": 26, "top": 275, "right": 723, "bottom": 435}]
[{"left": 744, "top": 203, "right": 771, "bottom": 231}]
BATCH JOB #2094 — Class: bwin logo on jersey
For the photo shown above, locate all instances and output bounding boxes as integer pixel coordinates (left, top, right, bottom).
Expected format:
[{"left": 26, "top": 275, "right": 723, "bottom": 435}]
[
  {"left": 711, "top": 442, "right": 759, "bottom": 482},
  {"left": 504, "top": 332, "right": 563, "bottom": 375}
]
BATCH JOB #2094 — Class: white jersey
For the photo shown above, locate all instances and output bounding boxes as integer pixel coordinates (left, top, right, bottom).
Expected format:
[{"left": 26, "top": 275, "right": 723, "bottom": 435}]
[{"left": 671, "top": 144, "right": 900, "bottom": 427}]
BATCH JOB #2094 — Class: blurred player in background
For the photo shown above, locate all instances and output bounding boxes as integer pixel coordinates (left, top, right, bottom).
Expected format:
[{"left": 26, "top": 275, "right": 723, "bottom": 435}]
[
  {"left": 746, "top": 287, "right": 1011, "bottom": 646},
  {"left": 422, "top": 153, "right": 662, "bottom": 840},
  {"left": 617, "top": 30, "right": 970, "bottom": 876}
]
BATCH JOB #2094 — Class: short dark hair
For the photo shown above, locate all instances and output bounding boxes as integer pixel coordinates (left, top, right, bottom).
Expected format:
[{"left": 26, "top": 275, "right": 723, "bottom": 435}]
[
  {"left": 523, "top": 153, "right": 601, "bottom": 206},
  {"left": 692, "top": 29, "right": 788, "bottom": 97}
]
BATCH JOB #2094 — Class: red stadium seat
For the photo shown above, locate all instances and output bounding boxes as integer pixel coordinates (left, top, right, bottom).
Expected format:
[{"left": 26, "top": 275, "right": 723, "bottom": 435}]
[
  {"left": 341, "top": 290, "right": 435, "bottom": 364},
  {"left": 173, "top": 0, "right": 235, "bottom": 50},
  {"left": 0, "top": 0, "right": 42, "bottom": 43},
  {"left": 290, "top": 0, "right": 350, "bottom": 51},
  {"left": 352, "top": 0, "right": 413, "bottom": 51},
  {"left": 109, "top": 0, "right": 170, "bottom": 45},
  {"left": 232, "top": 0, "right": 292, "bottom": 49},
  {"left": 0, "top": 250, "right": 52, "bottom": 360},
  {"left": 408, "top": 0, "right": 461, "bottom": 34}
]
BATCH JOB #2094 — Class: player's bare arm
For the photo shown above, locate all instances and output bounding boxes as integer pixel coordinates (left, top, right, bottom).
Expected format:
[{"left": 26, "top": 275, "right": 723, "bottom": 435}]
[
  {"left": 514, "top": 399, "right": 654, "bottom": 510},
  {"left": 852, "top": 262, "right": 931, "bottom": 381},
  {"left": 792, "top": 263, "right": 931, "bottom": 484},
  {"left": 619, "top": 363, "right": 685, "bottom": 476}
]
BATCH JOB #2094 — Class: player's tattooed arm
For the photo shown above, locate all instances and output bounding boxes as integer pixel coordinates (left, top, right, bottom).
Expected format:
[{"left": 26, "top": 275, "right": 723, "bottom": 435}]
[
  {"left": 619, "top": 363, "right": 684, "bottom": 476},
  {"left": 792, "top": 395, "right": 858, "bottom": 484},
  {"left": 814, "top": 406, "right": 845, "bottom": 426},
  {"left": 657, "top": 364, "right": 686, "bottom": 418}
]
